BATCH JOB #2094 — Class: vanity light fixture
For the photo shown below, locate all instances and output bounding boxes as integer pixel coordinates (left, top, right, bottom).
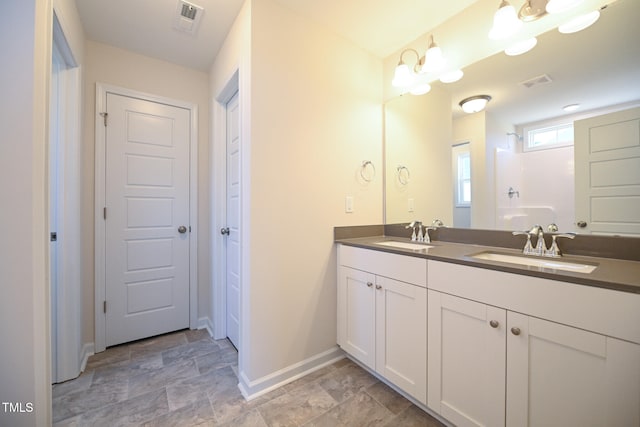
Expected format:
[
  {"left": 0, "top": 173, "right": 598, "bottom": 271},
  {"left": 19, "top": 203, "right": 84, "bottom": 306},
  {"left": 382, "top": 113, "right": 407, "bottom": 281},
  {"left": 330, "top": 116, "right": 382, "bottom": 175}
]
[
  {"left": 439, "top": 69, "right": 464, "bottom": 84},
  {"left": 505, "top": 37, "right": 538, "bottom": 56},
  {"left": 546, "top": 0, "right": 583, "bottom": 14},
  {"left": 558, "top": 10, "right": 600, "bottom": 33},
  {"left": 391, "top": 49, "right": 421, "bottom": 88},
  {"left": 489, "top": 0, "right": 523, "bottom": 40},
  {"left": 391, "top": 36, "right": 448, "bottom": 91},
  {"left": 459, "top": 95, "right": 492, "bottom": 114},
  {"left": 409, "top": 83, "right": 432, "bottom": 96},
  {"left": 422, "top": 35, "right": 446, "bottom": 73},
  {"left": 518, "top": 0, "right": 548, "bottom": 22}
]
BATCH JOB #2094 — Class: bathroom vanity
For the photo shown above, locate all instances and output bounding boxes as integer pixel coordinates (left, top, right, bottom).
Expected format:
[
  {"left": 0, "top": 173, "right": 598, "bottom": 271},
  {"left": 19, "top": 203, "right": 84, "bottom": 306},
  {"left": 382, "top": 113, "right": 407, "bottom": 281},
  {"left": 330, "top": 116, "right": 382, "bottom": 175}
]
[{"left": 335, "top": 227, "right": 640, "bottom": 427}]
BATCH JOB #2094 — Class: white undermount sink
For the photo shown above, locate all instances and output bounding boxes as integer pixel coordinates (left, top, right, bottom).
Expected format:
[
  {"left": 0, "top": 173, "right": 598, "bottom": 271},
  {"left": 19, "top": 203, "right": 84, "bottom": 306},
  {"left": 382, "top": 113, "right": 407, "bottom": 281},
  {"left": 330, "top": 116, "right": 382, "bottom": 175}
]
[
  {"left": 471, "top": 252, "right": 598, "bottom": 274},
  {"left": 375, "top": 241, "right": 434, "bottom": 250}
]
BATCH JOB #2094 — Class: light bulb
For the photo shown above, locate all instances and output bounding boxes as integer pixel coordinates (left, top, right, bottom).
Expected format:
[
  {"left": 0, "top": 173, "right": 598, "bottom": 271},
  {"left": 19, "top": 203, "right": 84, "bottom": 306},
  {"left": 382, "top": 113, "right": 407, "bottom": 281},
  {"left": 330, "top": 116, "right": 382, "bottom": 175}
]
[
  {"left": 546, "top": 0, "right": 584, "bottom": 14},
  {"left": 558, "top": 10, "right": 600, "bottom": 33},
  {"left": 489, "top": 1, "right": 523, "bottom": 40},
  {"left": 392, "top": 62, "right": 414, "bottom": 88},
  {"left": 439, "top": 69, "right": 464, "bottom": 83},
  {"left": 505, "top": 37, "right": 537, "bottom": 56}
]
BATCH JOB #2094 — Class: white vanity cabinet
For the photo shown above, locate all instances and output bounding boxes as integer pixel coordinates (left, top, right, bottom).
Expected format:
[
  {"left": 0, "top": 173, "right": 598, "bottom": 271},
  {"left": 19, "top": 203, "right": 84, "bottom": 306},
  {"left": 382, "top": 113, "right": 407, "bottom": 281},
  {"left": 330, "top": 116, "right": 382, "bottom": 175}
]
[
  {"left": 337, "top": 245, "right": 427, "bottom": 405},
  {"left": 428, "top": 260, "right": 640, "bottom": 427}
]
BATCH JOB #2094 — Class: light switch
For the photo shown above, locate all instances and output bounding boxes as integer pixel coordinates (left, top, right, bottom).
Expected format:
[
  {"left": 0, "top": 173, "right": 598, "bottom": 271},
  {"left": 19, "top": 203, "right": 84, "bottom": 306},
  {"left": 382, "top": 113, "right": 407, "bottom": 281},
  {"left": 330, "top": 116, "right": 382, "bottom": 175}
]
[
  {"left": 408, "top": 198, "right": 415, "bottom": 212},
  {"left": 345, "top": 196, "right": 354, "bottom": 213}
]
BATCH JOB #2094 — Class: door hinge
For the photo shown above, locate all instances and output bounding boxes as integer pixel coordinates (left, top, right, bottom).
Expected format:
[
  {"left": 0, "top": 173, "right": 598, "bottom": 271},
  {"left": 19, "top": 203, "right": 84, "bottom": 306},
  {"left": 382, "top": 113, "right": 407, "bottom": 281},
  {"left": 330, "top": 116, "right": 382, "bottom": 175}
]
[
  {"left": 103, "top": 301, "right": 107, "bottom": 313},
  {"left": 99, "top": 112, "right": 108, "bottom": 127},
  {"left": 103, "top": 207, "right": 107, "bottom": 220},
  {"left": 50, "top": 231, "right": 57, "bottom": 242}
]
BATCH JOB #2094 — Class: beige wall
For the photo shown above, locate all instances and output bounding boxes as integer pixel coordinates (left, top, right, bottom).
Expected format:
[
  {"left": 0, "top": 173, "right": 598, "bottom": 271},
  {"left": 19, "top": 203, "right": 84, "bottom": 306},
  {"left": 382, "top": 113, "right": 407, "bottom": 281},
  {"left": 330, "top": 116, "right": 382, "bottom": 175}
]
[
  {"left": 81, "top": 40, "right": 211, "bottom": 344},
  {"left": 244, "top": 0, "right": 383, "bottom": 380},
  {"left": 0, "top": 1, "right": 52, "bottom": 425},
  {"left": 385, "top": 86, "right": 453, "bottom": 225}
]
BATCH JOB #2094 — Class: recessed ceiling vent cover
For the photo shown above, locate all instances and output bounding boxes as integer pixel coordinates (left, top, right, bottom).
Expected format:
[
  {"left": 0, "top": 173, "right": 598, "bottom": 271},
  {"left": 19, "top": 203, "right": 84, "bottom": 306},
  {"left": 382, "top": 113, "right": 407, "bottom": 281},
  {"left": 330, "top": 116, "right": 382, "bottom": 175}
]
[
  {"left": 520, "top": 74, "right": 553, "bottom": 89},
  {"left": 173, "top": 0, "right": 204, "bottom": 36}
]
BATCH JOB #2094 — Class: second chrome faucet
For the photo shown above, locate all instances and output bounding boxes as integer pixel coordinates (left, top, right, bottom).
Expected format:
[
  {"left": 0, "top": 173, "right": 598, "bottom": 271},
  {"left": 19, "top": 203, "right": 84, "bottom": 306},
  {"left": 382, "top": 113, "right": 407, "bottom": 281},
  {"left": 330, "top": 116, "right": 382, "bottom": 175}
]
[{"left": 512, "top": 225, "right": 575, "bottom": 258}]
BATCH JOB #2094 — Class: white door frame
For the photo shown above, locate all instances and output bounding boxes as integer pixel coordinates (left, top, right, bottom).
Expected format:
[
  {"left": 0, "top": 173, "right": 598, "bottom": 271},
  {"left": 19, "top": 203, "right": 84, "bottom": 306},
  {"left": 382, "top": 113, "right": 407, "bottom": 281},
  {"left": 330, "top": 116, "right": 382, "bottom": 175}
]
[
  {"left": 50, "top": 12, "right": 83, "bottom": 382},
  {"left": 94, "top": 83, "right": 198, "bottom": 353},
  {"left": 212, "top": 70, "right": 239, "bottom": 340}
]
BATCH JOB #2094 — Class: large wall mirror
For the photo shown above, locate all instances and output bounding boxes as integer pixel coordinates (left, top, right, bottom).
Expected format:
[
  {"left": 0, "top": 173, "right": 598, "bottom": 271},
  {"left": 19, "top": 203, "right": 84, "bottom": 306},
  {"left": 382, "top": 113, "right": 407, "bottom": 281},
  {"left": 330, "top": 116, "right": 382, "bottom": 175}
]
[{"left": 384, "top": 0, "right": 640, "bottom": 236}]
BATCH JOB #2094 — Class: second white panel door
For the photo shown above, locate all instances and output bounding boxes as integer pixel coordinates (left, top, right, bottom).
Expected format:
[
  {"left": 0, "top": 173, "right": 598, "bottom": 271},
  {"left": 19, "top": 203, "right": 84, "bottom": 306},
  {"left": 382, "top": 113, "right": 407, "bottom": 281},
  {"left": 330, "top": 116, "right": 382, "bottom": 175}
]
[{"left": 105, "top": 92, "right": 190, "bottom": 347}]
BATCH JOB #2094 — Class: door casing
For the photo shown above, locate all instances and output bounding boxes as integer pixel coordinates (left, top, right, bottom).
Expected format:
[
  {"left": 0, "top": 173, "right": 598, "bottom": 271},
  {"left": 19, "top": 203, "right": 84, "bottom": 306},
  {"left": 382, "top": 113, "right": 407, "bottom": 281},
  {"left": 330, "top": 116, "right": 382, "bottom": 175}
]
[{"left": 94, "top": 83, "right": 198, "bottom": 353}]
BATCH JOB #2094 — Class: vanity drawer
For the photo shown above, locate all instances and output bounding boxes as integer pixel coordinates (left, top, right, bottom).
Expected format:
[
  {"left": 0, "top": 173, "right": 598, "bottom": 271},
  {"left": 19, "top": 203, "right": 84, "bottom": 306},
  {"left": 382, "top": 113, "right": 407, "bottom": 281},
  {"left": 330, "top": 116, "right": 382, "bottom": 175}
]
[
  {"left": 428, "top": 260, "right": 640, "bottom": 345},
  {"left": 338, "top": 244, "right": 427, "bottom": 287}
]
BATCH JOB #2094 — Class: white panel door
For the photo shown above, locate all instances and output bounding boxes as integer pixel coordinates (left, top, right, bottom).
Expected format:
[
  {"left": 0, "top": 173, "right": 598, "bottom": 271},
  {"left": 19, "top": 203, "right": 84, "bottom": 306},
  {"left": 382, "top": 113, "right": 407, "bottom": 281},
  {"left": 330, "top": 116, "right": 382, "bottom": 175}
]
[
  {"left": 507, "top": 312, "right": 640, "bottom": 427},
  {"left": 337, "top": 266, "right": 376, "bottom": 369},
  {"left": 105, "top": 93, "right": 190, "bottom": 347},
  {"left": 575, "top": 106, "right": 640, "bottom": 235},
  {"left": 375, "top": 276, "right": 427, "bottom": 405},
  {"left": 428, "top": 290, "right": 506, "bottom": 427},
  {"left": 225, "top": 91, "right": 240, "bottom": 349}
]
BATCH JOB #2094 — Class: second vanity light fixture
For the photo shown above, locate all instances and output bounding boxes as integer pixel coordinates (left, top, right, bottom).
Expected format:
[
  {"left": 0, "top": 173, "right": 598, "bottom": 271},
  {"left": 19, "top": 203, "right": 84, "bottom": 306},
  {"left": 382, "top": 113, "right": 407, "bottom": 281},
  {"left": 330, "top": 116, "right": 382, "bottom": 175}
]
[{"left": 392, "top": 34, "right": 463, "bottom": 93}]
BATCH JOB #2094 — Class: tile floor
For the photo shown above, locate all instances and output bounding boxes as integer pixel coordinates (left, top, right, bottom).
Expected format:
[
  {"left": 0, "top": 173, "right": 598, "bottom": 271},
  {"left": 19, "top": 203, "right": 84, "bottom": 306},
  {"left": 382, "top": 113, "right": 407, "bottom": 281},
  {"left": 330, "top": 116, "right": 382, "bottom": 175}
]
[{"left": 53, "top": 329, "right": 445, "bottom": 426}]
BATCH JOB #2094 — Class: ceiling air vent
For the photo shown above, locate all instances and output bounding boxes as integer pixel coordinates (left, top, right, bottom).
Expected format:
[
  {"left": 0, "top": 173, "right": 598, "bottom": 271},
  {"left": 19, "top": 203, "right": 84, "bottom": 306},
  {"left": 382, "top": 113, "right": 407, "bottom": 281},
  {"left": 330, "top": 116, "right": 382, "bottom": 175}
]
[
  {"left": 173, "top": 0, "right": 204, "bottom": 36},
  {"left": 519, "top": 74, "right": 553, "bottom": 89}
]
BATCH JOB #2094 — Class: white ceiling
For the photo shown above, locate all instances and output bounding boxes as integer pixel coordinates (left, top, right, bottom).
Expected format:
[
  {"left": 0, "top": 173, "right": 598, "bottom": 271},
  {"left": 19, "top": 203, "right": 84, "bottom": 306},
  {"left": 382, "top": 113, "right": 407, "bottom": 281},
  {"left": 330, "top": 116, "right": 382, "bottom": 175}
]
[
  {"left": 76, "top": 0, "right": 246, "bottom": 71},
  {"left": 75, "top": 0, "right": 479, "bottom": 70},
  {"left": 76, "top": 0, "right": 639, "bottom": 126}
]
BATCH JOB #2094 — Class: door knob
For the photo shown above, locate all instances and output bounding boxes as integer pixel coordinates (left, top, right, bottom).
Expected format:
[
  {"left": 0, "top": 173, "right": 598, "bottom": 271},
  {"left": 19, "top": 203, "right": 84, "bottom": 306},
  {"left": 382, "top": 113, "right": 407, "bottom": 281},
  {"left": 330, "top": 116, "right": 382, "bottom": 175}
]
[
  {"left": 220, "top": 227, "right": 230, "bottom": 235},
  {"left": 178, "top": 225, "right": 187, "bottom": 234}
]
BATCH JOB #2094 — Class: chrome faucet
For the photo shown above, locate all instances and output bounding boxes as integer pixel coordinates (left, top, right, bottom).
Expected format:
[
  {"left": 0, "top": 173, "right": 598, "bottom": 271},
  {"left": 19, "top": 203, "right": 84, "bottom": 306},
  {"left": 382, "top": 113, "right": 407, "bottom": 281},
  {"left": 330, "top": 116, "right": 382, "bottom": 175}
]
[
  {"left": 512, "top": 225, "right": 542, "bottom": 255},
  {"left": 545, "top": 233, "right": 576, "bottom": 257},
  {"left": 405, "top": 221, "right": 424, "bottom": 242},
  {"left": 513, "top": 225, "right": 575, "bottom": 257}
]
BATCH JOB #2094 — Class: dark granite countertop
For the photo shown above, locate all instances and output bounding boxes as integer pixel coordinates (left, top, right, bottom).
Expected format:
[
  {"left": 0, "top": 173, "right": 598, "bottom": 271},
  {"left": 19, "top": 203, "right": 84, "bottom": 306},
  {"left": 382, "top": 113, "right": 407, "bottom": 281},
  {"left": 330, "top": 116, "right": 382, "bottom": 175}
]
[{"left": 335, "top": 234, "right": 640, "bottom": 294}]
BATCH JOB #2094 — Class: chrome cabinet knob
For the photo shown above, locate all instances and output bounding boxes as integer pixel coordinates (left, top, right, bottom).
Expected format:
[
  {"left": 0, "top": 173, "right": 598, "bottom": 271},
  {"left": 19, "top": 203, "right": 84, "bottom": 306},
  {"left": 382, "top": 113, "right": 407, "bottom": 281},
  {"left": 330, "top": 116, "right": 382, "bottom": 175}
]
[
  {"left": 375, "top": 284, "right": 382, "bottom": 290},
  {"left": 220, "top": 227, "right": 230, "bottom": 235},
  {"left": 576, "top": 220, "right": 587, "bottom": 228},
  {"left": 511, "top": 327, "right": 521, "bottom": 336},
  {"left": 489, "top": 320, "right": 499, "bottom": 328},
  {"left": 178, "top": 225, "right": 187, "bottom": 234},
  {"left": 366, "top": 282, "right": 373, "bottom": 288}
]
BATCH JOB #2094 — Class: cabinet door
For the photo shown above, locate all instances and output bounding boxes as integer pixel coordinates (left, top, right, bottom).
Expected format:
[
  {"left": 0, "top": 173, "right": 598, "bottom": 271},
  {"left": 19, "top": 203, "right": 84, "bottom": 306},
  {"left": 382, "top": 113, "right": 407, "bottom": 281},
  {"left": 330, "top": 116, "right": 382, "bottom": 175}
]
[
  {"left": 507, "top": 312, "right": 640, "bottom": 427},
  {"left": 337, "top": 266, "right": 376, "bottom": 369},
  {"left": 428, "top": 290, "right": 506, "bottom": 427},
  {"left": 375, "top": 276, "right": 427, "bottom": 405}
]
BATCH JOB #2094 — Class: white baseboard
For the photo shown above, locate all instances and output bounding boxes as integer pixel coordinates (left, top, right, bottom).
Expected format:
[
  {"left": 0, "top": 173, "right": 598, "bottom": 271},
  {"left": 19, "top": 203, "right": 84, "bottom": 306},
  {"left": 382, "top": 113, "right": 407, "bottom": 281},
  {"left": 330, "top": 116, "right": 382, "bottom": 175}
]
[
  {"left": 238, "top": 346, "right": 345, "bottom": 401},
  {"left": 197, "top": 316, "right": 214, "bottom": 337},
  {"left": 80, "top": 342, "right": 95, "bottom": 372}
]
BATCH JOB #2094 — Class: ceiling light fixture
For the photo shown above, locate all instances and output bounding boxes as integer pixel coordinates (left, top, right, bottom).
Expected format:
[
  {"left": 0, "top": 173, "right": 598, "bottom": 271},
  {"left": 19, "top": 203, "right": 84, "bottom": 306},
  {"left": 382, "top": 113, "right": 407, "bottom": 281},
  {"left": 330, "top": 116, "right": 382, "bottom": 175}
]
[
  {"left": 558, "top": 10, "right": 600, "bottom": 33},
  {"left": 489, "top": 0, "right": 523, "bottom": 40},
  {"left": 563, "top": 103, "right": 580, "bottom": 112},
  {"left": 439, "top": 69, "right": 464, "bottom": 84},
  {"left": 459, "top": 95, "right": 492, "bottom": 114},
  {"left": 546, "top": 0, "right": 584, "bottom": 14},
  {"left": 505, "top": 37, "right": 538, "bottom": 56}
]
